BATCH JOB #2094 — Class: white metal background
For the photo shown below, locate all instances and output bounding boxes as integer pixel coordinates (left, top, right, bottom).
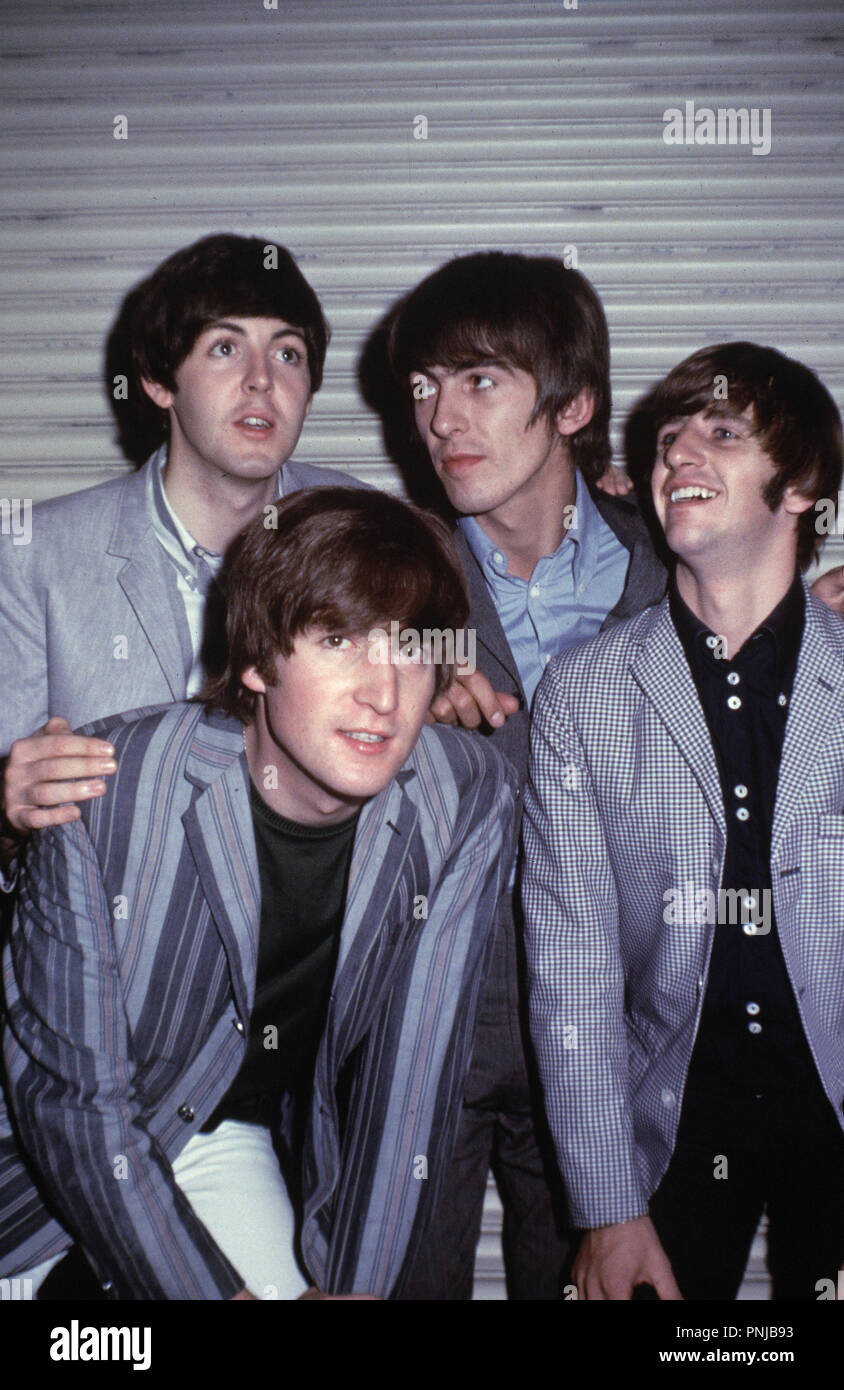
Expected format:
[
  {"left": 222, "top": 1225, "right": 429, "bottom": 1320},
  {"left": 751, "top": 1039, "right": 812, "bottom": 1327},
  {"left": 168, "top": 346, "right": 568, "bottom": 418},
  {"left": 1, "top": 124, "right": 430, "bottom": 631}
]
[{"left": 1, "top": 0, "right": 842, "bottom": 1298}]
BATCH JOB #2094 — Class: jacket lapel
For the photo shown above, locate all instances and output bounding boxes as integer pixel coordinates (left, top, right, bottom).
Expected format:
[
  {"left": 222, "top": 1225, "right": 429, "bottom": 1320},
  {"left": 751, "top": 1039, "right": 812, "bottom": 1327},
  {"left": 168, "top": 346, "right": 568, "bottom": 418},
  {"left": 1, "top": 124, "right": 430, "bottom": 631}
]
[
  {"left": 107, "top": 461, "right": 190, "bottom": 701},
  {"left": 629, "top": 600, "right": 726, "bottom": 830},
  {"left": 181, "top": 721, "right": 260, "bottom": 1025},
  {"left": 454, "top": 529, "right": 523, "bottom": 694},
  {"left": 772, "top": 593, "right": 844, "bottom": 858},
  {"left": 590, "top": 487, "right": 669, "bottom": 628},
  {"left": 328, "top": 774, "right": 420, "bottom": 1064}
]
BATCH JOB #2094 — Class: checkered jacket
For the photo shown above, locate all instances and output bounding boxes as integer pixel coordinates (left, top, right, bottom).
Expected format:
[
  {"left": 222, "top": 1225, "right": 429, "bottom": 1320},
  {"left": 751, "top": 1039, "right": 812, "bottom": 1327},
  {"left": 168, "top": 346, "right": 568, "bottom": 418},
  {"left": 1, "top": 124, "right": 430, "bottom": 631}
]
[{"left": 522, "top": 586, "right": 844, "bottom": 1229}]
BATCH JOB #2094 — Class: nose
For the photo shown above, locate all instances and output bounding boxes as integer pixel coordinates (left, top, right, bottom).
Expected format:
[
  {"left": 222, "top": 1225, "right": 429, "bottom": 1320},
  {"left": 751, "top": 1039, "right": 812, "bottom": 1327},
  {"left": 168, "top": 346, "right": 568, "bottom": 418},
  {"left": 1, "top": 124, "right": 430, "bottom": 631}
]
[
  {"left": 355, "top": 651, "right": 400, "bottom": 715},
  {"left": 663, "top": 419, "right": 703, "bottom": 471},
  {"left": 429, "top": 378, "right": 467, "bottom": 439},
  {"left": 243, "top": 347, "right": 271, "bottom": 393}
]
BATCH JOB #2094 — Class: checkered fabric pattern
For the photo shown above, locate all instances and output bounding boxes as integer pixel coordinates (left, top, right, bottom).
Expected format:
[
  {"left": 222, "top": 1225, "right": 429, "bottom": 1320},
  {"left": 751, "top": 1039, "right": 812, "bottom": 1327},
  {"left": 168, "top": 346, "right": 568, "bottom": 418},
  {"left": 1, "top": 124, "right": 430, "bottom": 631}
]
[{"left": 522, "top": 587, "right": 844, "bottom": 1230}]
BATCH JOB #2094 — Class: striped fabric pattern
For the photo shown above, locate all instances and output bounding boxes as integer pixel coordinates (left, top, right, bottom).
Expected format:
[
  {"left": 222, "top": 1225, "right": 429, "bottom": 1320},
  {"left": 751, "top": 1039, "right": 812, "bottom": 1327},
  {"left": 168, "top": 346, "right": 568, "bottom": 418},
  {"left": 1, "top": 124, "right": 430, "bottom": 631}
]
[
  {"left": 522, "top": 587, "right": 844, "bottom": 1231},
  {"left": 1, "top": 701, "right": 516, "bottom": 1298}
]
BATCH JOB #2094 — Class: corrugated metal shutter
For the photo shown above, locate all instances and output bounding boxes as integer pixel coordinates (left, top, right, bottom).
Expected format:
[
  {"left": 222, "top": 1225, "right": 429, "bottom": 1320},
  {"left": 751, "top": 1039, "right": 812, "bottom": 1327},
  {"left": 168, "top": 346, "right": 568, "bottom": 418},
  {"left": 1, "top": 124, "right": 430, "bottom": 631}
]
[{"left": 2, "top": 0, "right": 841, "bottom": 1298}]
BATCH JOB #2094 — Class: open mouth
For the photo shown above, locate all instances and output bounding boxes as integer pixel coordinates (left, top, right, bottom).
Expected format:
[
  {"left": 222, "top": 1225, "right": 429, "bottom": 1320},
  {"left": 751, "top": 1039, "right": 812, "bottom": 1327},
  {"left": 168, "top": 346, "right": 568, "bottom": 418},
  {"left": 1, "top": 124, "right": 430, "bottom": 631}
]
[
  {"left": 236, "top": 415, "right": 274, "bottom": 431},
  {"left": 669, "top": 486, "right": 717, "bottom": 503},
  {"left": 340, "top": 730, "right": 390, "bottom": 752}
]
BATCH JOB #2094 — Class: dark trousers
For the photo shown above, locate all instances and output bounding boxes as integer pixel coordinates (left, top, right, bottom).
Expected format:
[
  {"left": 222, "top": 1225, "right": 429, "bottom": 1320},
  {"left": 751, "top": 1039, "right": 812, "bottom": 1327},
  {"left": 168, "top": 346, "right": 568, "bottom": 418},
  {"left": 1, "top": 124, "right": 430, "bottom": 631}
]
[
  {"left": 400, "top": 896, "right": 571, "bottom": 1300},
  {"left": 649, "top": 1080, "right": 844, "bottom": 1300}
]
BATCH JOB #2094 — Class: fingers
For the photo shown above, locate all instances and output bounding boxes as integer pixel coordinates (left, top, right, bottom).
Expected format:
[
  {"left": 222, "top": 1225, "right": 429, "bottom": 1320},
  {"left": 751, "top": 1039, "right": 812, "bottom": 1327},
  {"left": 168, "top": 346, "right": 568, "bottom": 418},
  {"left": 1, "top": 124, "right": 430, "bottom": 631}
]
[
  {"left": 14, "top": 804, "right": 84, "bottom": 832},
  {"left": 429, "top": 670, "right": 521, "bottom": 732},
  {"left": 595, "top": 464, "right": 633, "bottom": 497},
  {"left": 653, "top": 1264, "right": 685, "bottom": 1301},
  {"left": 455, "top": 669, "right": 520, "bottom": 728},
  {"left": 42, "top": 716, "right": 74, "bottom": 735},
  {"left": 428, "top": 693, "right": 459, "bottom": 727},
  {"left": 4, "top": 724, "right": 118, "bottom": 834}
]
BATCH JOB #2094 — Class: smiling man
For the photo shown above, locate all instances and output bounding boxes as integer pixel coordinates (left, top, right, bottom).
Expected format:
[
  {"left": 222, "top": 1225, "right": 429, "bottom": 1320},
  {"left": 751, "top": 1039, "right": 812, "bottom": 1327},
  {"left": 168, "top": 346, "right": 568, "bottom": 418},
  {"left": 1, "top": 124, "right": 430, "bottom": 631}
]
[
  {"left": 0, "top": 233, "right": 358, "bottom": 854},
  {"left": 1, "top": 486, "right": 516, "bottom": 1300},
  {"left": 522, "top": 342, "right": 844, "bottom": 1300}
]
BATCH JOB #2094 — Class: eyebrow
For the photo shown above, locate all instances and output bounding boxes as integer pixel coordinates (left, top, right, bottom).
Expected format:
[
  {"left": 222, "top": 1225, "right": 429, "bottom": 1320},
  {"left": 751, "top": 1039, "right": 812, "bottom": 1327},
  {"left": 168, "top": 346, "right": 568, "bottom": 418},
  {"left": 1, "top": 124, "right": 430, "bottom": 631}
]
[
  {"left": 205, "top": 320, "right": 307, "bottom": 343},
  {"left": 413, "top": 358, "right": 516, "bottom": 379}
]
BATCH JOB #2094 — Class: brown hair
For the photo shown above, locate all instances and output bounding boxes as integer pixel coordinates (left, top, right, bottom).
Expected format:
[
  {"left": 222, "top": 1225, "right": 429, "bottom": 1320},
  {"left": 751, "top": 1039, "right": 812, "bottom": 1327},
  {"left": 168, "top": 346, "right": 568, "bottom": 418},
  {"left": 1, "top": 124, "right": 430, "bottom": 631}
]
[
  {"left": 387, "top": 251, "right": 611, "bottom": 483},
  {"left": 202, "top": 486, "right": 470, "bottom": 721},
  {"left": 632, "top": 341, "right": 843, "bottom": 569}
]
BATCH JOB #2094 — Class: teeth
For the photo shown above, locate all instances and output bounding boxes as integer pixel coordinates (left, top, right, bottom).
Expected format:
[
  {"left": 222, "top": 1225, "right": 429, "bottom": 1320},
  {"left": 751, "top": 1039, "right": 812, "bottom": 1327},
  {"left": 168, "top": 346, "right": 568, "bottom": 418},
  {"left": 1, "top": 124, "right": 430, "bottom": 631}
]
[
  {"left": 670, "top": 486, "right": 717, "bottom": 502},
  {"left": 242, "top": 416, "right": 270, "bottom": 428},
  {"left": 345, "top": 732, "right": 385, "bottom": 743}
]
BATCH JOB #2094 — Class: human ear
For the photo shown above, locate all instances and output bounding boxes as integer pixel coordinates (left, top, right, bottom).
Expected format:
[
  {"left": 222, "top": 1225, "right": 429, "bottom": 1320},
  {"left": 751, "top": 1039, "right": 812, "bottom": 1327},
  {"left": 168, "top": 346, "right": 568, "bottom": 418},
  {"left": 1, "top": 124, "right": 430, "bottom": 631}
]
[
  {"left": 240, "top": 665, "right": 269, "bottom": 695},
  {"left": 555, "top": 387, "right": 595, "bottom": 437},
  {"left": 141, "top": 377, "right": 175, "bottom": 410},
  {"left": 781, "top": 485, "right": 816, "bottom": 517}
]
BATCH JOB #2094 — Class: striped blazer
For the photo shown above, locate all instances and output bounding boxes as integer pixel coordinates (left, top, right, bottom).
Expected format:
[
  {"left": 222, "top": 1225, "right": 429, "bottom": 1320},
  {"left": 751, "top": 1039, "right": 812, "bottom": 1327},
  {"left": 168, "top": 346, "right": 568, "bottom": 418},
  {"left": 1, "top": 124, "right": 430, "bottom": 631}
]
[
  {"left": 522, "top": 587, "right": 844, "bottom": 1230},
  {"left": 1, "top": 701, "right": 516, "bottom": 1298}
]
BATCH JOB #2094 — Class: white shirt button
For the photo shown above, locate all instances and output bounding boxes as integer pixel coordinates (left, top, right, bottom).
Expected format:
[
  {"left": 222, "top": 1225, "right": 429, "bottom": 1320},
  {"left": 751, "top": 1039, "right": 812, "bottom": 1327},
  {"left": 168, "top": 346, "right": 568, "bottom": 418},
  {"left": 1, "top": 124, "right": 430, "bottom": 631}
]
[
  {"left": 746, "top": 1002, "right": 760, "bottom": 1015},
  {"left": 734, "top": 784, "right": 748, "bottom": 798},
  {"left": 726, "top": 671, "right": 740, "bottom": 685},
  {"left": 726, "top": 695, "right": 742, "bottom": 710},
  {"left": 748, "top": 1021, "right": 763, "bottom": 1035},
  {"left": 530, "top": 584, "right": 541, "bottom": 597},
  {"left": 660, "top": 1088, "right": 676, "bottom": 1107},
  {"left": 742, "top": 921, "right": 758, "bottom": 936},
  {"left": 736, "top": 807, "right": 750, "bottom": 821},
  {"left": 705, "top": 635, "right": 719, "bottom": 649},
  {"left": 493, "top": 551, "right": 504, "bottom": 565},
  {"left": 778, "top": 693, "right": 788, "bottom": 707}
]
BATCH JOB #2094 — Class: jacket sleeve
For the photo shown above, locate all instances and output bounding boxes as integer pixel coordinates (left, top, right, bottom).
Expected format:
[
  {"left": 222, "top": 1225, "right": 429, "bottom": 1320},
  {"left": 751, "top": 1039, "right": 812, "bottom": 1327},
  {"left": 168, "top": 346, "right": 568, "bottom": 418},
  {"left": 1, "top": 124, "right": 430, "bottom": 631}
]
[
  {"left": 2, "top": 817, "right": 245, "bottom": 1300},
  {"left": 0, "top": 528, "right": 49, "bottom": 761},
  {"left": 304, "top": 743, "right": 518, "bottom": 1297},
  {"left": 521, "top": 669, "right": 650, "bottom": 1229}
]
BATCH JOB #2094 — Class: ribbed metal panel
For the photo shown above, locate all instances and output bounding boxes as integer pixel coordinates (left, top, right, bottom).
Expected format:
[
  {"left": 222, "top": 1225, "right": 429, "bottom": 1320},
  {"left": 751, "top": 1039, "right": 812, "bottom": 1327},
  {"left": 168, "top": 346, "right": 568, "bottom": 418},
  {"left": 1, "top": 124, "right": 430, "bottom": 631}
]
[{"left": 1, "top": 0, "right": 841, "bottom": 1298}]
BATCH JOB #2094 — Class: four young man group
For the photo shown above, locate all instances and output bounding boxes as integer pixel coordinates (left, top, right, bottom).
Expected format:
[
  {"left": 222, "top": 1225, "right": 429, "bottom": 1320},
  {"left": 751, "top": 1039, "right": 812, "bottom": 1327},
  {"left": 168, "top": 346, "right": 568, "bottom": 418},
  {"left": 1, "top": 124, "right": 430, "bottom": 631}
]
[{"left": 0, "top": 234, "right": 842, "bottom": 1301}]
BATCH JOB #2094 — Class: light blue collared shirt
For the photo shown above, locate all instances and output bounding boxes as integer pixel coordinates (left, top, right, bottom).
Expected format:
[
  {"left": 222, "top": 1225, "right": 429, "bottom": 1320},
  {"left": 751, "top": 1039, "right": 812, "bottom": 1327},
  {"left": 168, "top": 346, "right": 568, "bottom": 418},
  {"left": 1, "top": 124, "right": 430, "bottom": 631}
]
[{"left": 459, "top": 472, "right": 630, "bottom": 711}]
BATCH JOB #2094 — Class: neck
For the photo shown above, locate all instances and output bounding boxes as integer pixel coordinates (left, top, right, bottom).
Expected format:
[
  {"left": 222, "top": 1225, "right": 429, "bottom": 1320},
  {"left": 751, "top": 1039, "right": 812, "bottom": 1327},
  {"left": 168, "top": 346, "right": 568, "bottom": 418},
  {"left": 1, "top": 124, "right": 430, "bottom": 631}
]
[
  {"left": 163, "top": 455, "right": 282, "bottom": 553},
  {"left": 675, "top": 557, "right": 797, "bottom": 657},
  {"left": 243, "top": 720, "right": 358, "bottom": 827},
  {"left": 473, "top": 464, "right": 578, "bottom": 581}
]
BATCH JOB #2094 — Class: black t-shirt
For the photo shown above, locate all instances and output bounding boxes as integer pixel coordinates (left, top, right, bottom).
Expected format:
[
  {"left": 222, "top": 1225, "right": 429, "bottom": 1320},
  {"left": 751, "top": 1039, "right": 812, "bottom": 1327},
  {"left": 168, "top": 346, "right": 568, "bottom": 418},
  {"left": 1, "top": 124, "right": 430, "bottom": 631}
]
[{"left": 202, "top": 781, "right": 359, "bottom": 1132}]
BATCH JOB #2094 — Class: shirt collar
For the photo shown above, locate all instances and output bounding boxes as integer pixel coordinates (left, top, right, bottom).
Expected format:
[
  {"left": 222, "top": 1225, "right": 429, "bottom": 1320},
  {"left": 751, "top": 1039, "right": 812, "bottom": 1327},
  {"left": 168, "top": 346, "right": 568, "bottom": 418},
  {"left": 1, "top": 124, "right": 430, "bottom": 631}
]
[
  {"left": 149, "top": 448, "right": 285, "bottom": 574},
  {"left": 669, "top": 568, "right": 805, "bottom": 685},
  {"left": 457, "top": 470, "right": 597, "bottom": 581}
]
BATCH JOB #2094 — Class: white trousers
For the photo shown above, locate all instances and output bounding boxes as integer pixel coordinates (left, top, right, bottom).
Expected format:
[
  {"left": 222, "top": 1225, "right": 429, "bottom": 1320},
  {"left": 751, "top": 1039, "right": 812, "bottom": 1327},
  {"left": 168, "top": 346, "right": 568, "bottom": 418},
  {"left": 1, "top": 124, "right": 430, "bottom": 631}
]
[
  {"left": 171, "top": 1119, "right": 309, "bottom": 1300},
  {"left": 11, "top": 1119, "right": 309, "bottom": 1300}
]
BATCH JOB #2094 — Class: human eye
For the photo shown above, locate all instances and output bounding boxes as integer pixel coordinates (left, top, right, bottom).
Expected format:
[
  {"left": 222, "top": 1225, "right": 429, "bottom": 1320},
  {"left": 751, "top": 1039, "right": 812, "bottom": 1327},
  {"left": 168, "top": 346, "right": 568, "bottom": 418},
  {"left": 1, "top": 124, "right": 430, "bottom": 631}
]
[
  {"left": 209, "top": 338, "right": 237, "bottom": 358},
  {"left": 276, "top": 343, "right": 302, "bottom": 364},
  {"left": 712, "top": 425, "right": 738, "bottom": 440},
  {"left": 657, "top": 426, "right": 678, "bottom": 449},
  {"left": 411, "top": 374, "right": 437, "bottom": 402},
  {"left": 321, "top": 633, "right": 355, "bottom": 651},
  {"left": 397, "top": 631, "right": 423, "bottom": 663},
  {"left": 468, "top": 372, "right": 495, "bottom": 390}
]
